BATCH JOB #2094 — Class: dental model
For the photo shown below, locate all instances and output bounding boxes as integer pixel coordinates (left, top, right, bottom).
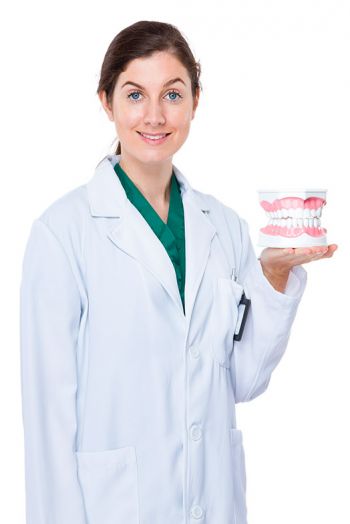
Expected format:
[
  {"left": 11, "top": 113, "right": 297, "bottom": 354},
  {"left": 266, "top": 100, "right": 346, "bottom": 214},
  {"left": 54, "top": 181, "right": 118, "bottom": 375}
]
[{"left": 257, "top": 189, "right": 328, "bottom": 248}]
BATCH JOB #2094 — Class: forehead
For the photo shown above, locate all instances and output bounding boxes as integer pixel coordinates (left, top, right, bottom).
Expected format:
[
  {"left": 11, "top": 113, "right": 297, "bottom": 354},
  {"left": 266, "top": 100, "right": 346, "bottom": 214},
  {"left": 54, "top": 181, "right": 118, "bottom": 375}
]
[{"left": 117, "top": 51, "right": 190, "bottom": 88}]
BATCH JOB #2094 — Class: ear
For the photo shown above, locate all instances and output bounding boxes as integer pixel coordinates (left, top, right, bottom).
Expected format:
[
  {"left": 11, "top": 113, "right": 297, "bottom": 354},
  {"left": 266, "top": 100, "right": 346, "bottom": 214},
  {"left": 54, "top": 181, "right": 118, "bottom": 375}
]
[
  {"left": 192, "top": 87, "right": 200, "bottom": 119},
  {"left": 98, "top": 90, "right": 114, "bottom": 122}
]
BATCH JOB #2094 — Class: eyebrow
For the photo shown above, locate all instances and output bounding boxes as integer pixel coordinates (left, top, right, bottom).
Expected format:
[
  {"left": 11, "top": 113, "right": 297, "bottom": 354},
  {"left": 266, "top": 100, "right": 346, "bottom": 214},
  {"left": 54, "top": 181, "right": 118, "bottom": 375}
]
[{"left": 120, "top": 77, "right": 186, "bottom": 90}]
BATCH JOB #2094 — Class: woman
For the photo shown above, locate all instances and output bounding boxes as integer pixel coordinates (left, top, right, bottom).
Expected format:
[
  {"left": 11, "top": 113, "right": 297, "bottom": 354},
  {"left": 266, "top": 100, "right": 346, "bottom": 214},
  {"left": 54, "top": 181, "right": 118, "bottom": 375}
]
[{"left": 19, "top": 20, "right": 337, "bottom": 524}]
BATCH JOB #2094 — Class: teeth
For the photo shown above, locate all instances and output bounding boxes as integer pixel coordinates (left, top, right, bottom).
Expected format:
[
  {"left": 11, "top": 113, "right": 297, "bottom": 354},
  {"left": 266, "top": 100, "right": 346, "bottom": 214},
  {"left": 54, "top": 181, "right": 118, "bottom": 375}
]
[
  {"left": 141, "top": 133, "right": 167, "bottom": 140},
  {"left": 268, "top": 206, "right": 323, "bottom": 219},
  {"left": 266, "top": 203, "right": 322, "bottom": 230},
  {"left": 268, "top": 215, "right": 322, "bottom": 229}
]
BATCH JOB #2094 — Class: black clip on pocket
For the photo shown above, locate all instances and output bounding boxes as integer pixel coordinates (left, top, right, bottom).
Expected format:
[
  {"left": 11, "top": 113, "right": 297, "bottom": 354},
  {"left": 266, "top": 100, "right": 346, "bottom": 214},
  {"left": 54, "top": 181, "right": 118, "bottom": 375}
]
[{"left": 233, "top": 291, "right": 251, "bottom": 342}]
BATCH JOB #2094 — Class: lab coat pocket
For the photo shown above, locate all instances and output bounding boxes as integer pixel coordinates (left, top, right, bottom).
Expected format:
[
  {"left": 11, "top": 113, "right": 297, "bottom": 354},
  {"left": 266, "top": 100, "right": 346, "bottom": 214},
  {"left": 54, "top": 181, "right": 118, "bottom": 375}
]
[
  {"left": 230, "top": 428, "right": 248, "bottom": 522},
  {"left": 76, "top": 445, "right": 140, "bottom": 524},
  {"left": 210, "top": 277, "right": 244, "bottom": 368}
]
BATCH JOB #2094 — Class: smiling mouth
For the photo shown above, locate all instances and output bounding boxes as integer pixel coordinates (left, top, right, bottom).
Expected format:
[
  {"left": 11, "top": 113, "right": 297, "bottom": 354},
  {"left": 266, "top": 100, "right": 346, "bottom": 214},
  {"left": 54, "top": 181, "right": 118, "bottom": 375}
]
[
  {"left": 136, "top": 131, "right": 172, "bottom": 144},
  {"left": 137, "top": 131, "right": 172, "bottom": 137}
]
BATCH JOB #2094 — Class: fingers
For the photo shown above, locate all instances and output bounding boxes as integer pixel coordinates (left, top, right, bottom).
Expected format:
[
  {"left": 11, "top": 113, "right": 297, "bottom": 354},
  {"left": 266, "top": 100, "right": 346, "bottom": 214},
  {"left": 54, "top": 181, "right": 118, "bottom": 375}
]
[
  {"left": 319, "top": 244, "right": 338, "bottom": 258},
  {"left": 284, "top": 245, "right": 337, "bottom": 257},
  {"left": 263, "top": 244, "right": 338, "bottom": 270}
]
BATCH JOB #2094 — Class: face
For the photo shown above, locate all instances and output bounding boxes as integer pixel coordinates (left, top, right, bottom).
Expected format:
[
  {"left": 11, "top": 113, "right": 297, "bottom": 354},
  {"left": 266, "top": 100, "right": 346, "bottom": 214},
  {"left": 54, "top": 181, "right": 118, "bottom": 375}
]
[{"left": 99, "top": 51, "right": 200, "bottom": 165}]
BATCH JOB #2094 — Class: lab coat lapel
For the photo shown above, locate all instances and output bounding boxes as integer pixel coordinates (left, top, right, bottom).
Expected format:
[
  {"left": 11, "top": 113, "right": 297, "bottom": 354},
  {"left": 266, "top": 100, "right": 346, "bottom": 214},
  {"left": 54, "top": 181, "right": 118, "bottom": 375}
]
[
  {"left": 108, "top": 205, "right": 184, "bottom": 312},
  {"left": 87, "top": 155, "right": 217, "bottom": 319},
  {"left": 174, "top": 165, "right": 217, "bottom": 323}
]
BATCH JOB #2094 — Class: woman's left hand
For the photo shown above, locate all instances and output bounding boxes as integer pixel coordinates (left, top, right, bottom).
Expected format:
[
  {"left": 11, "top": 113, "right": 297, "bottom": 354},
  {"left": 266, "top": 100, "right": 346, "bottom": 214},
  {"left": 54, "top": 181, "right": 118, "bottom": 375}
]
[{"left": 259, "top": 244, "right": 338, "bottom": 292}]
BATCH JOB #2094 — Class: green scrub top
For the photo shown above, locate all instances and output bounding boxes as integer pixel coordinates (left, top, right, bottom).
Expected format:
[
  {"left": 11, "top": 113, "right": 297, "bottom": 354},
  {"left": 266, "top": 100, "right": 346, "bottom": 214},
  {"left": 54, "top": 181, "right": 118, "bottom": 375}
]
[{"left": 114, "top": 162, "right": 186, "bottom": 314}]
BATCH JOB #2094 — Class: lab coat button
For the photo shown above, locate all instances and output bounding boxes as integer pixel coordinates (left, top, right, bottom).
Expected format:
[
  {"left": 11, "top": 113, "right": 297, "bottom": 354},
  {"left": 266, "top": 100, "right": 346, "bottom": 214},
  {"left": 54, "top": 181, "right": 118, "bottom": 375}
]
[
  {"left": 189, "top": 344, "right": 200, "bottom": 359},
  {"left": 191, "top": 505, "right": 204, "bottom": 519},
  {"left": 190, "top": 425, "right": 202, "bottom": 440}
]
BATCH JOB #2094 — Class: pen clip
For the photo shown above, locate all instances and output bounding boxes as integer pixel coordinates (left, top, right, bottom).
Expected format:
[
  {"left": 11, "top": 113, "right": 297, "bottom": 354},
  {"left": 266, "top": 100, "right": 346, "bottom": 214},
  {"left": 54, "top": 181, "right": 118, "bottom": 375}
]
[{"left": 230, "top": 267, "right": 237, "bottom": 282}]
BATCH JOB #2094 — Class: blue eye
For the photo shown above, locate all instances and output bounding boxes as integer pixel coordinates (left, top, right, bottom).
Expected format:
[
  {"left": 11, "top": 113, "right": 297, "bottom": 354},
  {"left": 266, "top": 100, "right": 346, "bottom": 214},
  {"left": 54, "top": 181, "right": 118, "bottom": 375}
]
[
  {"left": 167, "top": 91, "right": 181, "bottom": 101},
  {"left": 129, "top": 91, "right": 141, "bottom": 101},
  {"left": 127, "top": 90, "right": 183, "bottom": 103}
]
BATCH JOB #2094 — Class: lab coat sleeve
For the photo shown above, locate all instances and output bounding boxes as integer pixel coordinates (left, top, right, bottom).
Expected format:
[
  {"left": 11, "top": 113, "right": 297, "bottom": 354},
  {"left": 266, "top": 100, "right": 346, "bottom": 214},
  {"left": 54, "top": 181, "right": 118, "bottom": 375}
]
[
  {"left": 19, "top": 218, "right": 87, "bottom": 523},
  {"left": 229, "top": 217, "right": 308, "bottom": 403}
]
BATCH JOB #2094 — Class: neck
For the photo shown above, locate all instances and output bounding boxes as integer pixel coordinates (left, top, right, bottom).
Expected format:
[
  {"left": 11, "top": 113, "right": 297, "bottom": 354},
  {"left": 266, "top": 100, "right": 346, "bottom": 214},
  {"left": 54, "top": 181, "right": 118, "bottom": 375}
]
[{"left": 118, "top": 154, "right": 173, "bottom": 204}]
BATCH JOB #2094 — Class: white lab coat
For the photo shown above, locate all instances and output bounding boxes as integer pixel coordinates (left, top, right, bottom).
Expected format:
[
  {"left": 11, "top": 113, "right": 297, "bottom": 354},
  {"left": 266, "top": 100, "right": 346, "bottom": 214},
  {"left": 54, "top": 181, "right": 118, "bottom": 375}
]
[{"left": 19, "top": 154, "right": 307, "bottom": 524}]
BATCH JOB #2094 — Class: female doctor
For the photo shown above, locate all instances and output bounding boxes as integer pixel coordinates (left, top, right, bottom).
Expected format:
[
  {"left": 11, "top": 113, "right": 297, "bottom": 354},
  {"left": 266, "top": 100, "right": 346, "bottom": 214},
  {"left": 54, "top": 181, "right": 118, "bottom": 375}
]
[{"left": 19, "top": 20, "right": 337, "bottom": 524}]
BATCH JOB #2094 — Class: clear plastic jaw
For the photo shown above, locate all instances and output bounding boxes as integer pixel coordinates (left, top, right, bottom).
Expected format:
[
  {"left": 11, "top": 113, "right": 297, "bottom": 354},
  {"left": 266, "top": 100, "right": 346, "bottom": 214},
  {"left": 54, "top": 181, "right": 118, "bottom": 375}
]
[{"left": 257, "top": 189, "right": 328, "bottom": 248}]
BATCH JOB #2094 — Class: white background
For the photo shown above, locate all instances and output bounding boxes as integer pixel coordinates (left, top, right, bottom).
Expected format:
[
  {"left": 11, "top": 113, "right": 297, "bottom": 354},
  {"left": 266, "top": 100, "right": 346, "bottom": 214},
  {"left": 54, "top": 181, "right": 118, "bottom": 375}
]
[{"left": 1, "top": 0, "right": 349, "bottom": 522}]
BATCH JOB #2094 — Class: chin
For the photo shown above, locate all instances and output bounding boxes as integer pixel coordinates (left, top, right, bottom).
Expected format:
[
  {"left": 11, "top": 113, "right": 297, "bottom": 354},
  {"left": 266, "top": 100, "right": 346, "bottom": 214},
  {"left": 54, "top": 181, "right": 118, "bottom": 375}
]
[{"left": 135, "top": 147, "right": 177, "bottom": 163}]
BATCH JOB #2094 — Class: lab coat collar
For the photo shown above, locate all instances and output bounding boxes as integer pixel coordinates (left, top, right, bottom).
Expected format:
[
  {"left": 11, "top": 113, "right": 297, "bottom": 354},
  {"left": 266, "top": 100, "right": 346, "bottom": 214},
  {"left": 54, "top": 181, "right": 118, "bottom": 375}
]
[
  {"left": 87, "top": 154, "right": 193, "bottom": 217},
  {"left": 87, "top": 154, "right": 217, "bottom": 321}
]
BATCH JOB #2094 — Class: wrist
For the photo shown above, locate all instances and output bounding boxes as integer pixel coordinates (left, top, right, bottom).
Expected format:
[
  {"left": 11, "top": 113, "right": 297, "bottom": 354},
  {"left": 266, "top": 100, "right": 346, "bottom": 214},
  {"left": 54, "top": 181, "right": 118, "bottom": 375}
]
[{"left": 259, "top": 260, "right": 290, "bottom": 293}]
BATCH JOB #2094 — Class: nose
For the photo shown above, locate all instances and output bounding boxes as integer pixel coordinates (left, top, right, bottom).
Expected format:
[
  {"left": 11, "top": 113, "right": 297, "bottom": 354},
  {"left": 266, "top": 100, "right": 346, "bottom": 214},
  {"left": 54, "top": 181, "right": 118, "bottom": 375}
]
[{"left": 143, "top": 98, "right": 166, "bottom": 127}]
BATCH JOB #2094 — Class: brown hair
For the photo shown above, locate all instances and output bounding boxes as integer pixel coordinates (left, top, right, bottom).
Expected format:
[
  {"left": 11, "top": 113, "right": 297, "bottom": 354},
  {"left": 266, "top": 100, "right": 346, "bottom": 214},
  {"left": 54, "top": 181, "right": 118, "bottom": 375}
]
[{"left": 96, "top": 20, "right": 202, "bottom": 155}]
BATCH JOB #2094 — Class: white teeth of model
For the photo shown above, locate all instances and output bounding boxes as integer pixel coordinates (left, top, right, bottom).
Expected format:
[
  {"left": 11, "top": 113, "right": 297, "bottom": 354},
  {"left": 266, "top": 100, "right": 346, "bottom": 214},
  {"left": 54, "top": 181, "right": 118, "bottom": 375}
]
[
  {"left": 287, "top": 208, "right": 293, "bottom": 218},
  {"left": 282, "top": 208, "right": 288, "bottom": 218},
  {"left": 316, "top": 207, "right": 321, "bottom": 217},
  {"left": 265, "top": 214, "right": 323, "bottom": 229},
  {"left": 296, "top": 208, "right": 303, "bottom": 218},
  {"left": 276, "top": 209, "right": 282, "bottom": 218},
  {"left": 310, "top": 208, "right": 317, "bottom": 217}
]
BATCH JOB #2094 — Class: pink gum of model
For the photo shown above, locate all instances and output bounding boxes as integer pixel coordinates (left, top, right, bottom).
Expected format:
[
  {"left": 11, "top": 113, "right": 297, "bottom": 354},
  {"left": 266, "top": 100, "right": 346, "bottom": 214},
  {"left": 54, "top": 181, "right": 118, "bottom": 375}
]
[{"left": 257, "top": 189, "right": 328, "bottom": 248}]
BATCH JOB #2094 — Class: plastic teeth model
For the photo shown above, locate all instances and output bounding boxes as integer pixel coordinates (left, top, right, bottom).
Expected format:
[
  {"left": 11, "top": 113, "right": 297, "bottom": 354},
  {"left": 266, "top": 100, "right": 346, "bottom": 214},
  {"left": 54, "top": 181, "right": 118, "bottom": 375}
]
[{"left": 257, "top": 189, "right": 328, "bottom": 248}]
